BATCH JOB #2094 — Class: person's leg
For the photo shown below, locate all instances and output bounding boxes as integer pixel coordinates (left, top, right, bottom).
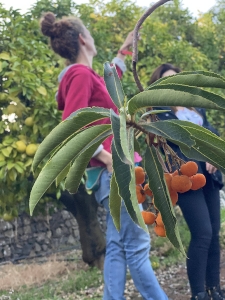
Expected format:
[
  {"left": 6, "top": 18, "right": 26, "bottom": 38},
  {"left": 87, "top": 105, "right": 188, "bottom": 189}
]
[
  {"left": 203, "top": 174, "right": 221, "bottom": 287},
  {"left": 95, "top": 170, "right": 127, "bottom": 300},
  {"left": 178, "top": 188, "right": 212, "bottom": 296},
  {"left": 102, "top": 198, "right": 127, "bottom": 300},
  {"left": 201, "top": 168, "right": 222, "bottom": 297},
  {"left": 119, "top": 203, "right": 168, "bottom": 300}
]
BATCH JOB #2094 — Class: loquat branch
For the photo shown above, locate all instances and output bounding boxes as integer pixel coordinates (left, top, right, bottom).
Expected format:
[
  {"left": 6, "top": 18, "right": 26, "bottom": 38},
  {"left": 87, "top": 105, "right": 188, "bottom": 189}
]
[{"left": 132, "top": 0, "right": 172, "bottom": 92}]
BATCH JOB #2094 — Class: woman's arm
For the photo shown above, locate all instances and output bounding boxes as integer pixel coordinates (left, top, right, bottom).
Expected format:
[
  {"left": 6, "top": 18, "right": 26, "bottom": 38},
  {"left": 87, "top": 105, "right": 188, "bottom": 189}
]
[
  {"left": 117, "top": 31, "right": 134, "bottom": 62},
  {"left": 94, "top": 149, "right": 112, "bottom": 173},
  {"left": 112, "top": 31, "right": 135, "bottom": 78}
]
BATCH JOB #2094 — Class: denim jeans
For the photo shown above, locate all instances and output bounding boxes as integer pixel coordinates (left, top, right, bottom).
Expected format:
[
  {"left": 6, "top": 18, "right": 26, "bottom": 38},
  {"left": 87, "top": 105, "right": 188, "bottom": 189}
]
[{"left": 95, "top": 169, "right": 168, "bottom": 300}]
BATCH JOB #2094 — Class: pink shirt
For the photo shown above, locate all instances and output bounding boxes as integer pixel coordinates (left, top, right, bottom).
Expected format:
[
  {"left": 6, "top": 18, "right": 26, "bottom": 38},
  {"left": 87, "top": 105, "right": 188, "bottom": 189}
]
[
  {"left": 57, "top": 64, "right": 118, "bottom": 167},
  {"left": 57, "top": 63, "right": 141, "bottom": 166}
]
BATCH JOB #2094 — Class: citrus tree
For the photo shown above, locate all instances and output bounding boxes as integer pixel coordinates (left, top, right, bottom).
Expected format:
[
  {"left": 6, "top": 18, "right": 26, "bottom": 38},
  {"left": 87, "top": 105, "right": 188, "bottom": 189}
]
[
  {"left": 0, "top": 5, "right": 62, "bottom": 222},
  {"left": 29, "top": 0, "right": 225, "bottom": 254}
]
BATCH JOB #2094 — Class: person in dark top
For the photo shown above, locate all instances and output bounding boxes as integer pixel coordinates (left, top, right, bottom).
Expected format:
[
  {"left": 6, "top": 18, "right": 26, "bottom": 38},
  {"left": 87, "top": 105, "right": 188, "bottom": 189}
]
[{"left": 150, "top": 63, "right": 224, "bottom": 300}]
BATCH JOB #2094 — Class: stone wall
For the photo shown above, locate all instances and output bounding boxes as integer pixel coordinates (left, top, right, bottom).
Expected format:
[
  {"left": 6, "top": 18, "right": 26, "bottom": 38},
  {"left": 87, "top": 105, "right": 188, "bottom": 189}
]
[{"left": 0, "top": 206, "right": 107, "bottom": 263}]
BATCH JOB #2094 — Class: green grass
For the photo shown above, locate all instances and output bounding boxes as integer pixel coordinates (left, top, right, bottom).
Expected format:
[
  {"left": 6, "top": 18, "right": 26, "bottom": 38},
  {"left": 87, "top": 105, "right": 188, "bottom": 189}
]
[{"left": 0, "top": 267, "right": 103, "bottom": 300}]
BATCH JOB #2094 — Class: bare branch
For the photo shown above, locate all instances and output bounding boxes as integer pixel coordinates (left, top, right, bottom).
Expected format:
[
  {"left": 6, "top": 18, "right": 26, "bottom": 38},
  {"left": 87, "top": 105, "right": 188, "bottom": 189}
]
[{"left": 132, "top": 0, "right": 172, "bottom": 92}]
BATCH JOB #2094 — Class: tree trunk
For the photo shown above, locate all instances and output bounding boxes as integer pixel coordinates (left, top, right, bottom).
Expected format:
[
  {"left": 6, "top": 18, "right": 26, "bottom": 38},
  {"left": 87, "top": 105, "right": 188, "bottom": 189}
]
[{"left": 60, "top": 185, "right": 106, "bottom": 270}]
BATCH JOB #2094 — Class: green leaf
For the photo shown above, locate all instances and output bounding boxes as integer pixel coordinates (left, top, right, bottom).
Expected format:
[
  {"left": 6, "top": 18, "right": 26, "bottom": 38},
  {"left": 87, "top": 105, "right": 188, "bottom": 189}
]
[
  {"left": 109, "top": 172, "right": 122, "bottom": 231},
  {"left": 104, "top": 62, "right": 125, "bottom": 108},
  {"left": 67, "top": 107, "right": 110, "bottom": 120},
  {"left": 128, "top": 128, "right": 147, "bottom": 231},
  {"left": 0, "top": 52, "right": 10, "bottom": 60},
  {"left": 119, "top": 110, "right": 132, "bottom": 164},
  {"left": 65, "top": 138, "right": 106, "bottom": 194},
  {"left": 141, "top": 120, "right": 195, "bottom": 148},
  {"left": 32, "top": 107, "right": 110, "bottom": 171},
  {"left": 56, "top": 164, "right": 71, "bottom": 187},
  {"left": 37, "top": 86, "right": 47, "bottom": 96},
  {"left": 148, "top": 71, "right": 225, "bottom": 89},
  {"left": 14, "top": 163, "right": 24, "bottom": 173},
  {"left": 2, "top": 148, "right": 11, "bottom": 157},
  {"left": 112, "top": 141, "right": 138, "bottom": 224},
  {"left": 110, "top": 109, "right": 127, "bottom": 163},
  {"left": 24, "top": 158, "right": 33, "bottom": 168},
  {"left": 134, "top": 136, "right": 141, "bottom": 154},
  {"left": 112, "top": 141, "right": 147, "bottom": 231},
  {"left": 8, "top": 169, "right": 17, "bottom": 181},
  {"left": 7, "top": 161, "right": 14, "bottom": 170},
  {"left": 0, "top": 161, "right": 6, "bottom": 167},
  {"left": 169, "top": 120, "right": 225, "bottom": 173},
  {"left": 128, "top": 85, "right": 225, "bottom": 115},
  {"left": 145, "top": 145, "right": 185, "bottom": 255},
  {"left": 29, "top": 125, "right": 112, "bottom": 215}
]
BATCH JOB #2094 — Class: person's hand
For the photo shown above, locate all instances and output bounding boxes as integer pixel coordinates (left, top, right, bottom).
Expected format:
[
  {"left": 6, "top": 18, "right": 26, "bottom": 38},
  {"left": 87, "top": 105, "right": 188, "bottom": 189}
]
[
  {"left": 206, "top": 162, "right": 217, "bottom": 174},
  {"left": 119, "top": 30, "right": 141, "bottom": 51}
]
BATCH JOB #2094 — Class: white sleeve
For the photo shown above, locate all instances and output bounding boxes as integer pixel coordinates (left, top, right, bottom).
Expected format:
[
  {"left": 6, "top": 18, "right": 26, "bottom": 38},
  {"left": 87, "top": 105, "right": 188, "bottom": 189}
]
[
  {"left": 112, "top": 57, "right": 127, "bottom": 73},
  {"left": 92, "top": 144, "right": 104, "bottom": 157}
]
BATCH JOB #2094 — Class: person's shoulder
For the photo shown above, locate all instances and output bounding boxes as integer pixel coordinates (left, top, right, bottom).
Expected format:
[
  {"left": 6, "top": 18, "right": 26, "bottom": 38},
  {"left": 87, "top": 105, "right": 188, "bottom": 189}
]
[{"left": 66, "top": 64, "right": 94, "bottom": 77}]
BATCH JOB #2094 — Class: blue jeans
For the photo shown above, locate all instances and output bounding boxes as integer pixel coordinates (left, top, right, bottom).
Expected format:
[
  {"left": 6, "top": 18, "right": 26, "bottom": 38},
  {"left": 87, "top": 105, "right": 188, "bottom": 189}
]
[{"left": 95, "top": 170, "right": 168, "bottom": 300}]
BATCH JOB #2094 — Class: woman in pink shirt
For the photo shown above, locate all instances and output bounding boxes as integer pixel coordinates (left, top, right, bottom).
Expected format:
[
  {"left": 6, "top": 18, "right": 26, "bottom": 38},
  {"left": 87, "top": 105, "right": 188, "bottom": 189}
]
[{"left": 40, "top": 13, "right": 168, "bottom": 300}]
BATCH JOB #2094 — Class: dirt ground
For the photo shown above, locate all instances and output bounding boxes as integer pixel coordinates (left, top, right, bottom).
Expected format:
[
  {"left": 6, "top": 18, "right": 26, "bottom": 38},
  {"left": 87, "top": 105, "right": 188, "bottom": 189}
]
[
  {"left": 124, "top": 250, "right": 225, "bottom": 300},
  {"left": 1, "top": 249, "right": 225, "bottom": 299}
]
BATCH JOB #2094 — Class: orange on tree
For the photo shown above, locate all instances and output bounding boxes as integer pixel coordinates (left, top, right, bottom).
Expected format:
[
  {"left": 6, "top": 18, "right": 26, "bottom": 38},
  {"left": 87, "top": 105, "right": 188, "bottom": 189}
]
[
  {"left": 169, "top": 189, "right": 178, "bottom": 206},
  {"left": 26, "top": 144, "right": 38, "bottom": 157},
  {"left": 144, "top": 183, "right": 153, "bottom": 197},
  {"left": 155, "top": 212, "right": 164, "bottom": 227},
  {"left": 141, "top": 211, "right": 156, "bottom": 225},
  {"left": 154, "top": 224, "right": 166, "bottom": 237},
  {"left": 24, "top": 116, "right": 34, "bottom": 127},
  {"left": 171, "top": 175, "right": 192, "bottom": 193},
  {"left": 172, "top": 170, "right": 179, "bottom": 177},
  {"left": 136, "top": 185, "right": 146, "bottom": 204},
  {"left": 135, "top": 166, "right": 145, "bottom": 184},
  {"left": 190, "top": 174, "right": 206, "bottom": 190},
  {"left": 15, "top": 140, "right": 27, "bottom": 153},
  {"left": 180, "top": 161, "right": 198, "bottom": 177}
]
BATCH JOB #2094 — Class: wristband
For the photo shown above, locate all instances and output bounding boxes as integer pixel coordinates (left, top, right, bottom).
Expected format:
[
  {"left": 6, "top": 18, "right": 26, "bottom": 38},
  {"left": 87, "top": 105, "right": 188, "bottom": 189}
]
[{"left": 118, "top": 50, "right": 132, "bottom": 56}]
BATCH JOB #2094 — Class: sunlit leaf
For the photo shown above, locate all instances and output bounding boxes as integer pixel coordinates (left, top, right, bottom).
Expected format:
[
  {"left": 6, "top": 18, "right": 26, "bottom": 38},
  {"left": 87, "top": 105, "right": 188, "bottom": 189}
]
[
  {"left": 144, "top": 145, "right": 185, "bottom": 255},
  {"left": 29, "top": 125, "right": 111, "bottom": 215},
  {"left": 104, "top": 62, "right": 125, "bottom": 108},
  {"left": 32, "top": 107, "right": 111, "bottom": 171},
  {"left": 109, "top": 172, "right": 122, "bottom": 231},
  {"left": 65, "top": 138, "right": 108, "bottom": 194},
  {"left": 148, "top": 71, "right": 225, "bottom": 89},
  {"left": 128, "top": 85, "right": 225, "bottom": 115}
]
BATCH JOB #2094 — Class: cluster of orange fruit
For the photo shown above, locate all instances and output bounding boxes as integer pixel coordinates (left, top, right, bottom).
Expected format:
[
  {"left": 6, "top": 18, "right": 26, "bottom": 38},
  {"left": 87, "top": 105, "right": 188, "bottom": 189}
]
[{"left": 135, "top": 161, "right": 206, "bottom": 238}]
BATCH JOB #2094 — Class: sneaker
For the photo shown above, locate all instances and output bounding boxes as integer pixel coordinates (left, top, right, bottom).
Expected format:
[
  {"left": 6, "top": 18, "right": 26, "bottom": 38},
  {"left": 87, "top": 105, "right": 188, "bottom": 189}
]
[
  {"left": 207, "top": 286, "right": 225, "bottom": 299},
  {"left": 191, "top": 292, "right": 210, "bottom": 300}
]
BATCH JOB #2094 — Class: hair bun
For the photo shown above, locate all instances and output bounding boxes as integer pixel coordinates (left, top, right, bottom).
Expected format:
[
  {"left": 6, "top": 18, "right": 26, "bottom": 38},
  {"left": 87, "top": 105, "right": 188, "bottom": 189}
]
[{"left": 40, "top": 12, "right": 56, "bottom": 38}]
